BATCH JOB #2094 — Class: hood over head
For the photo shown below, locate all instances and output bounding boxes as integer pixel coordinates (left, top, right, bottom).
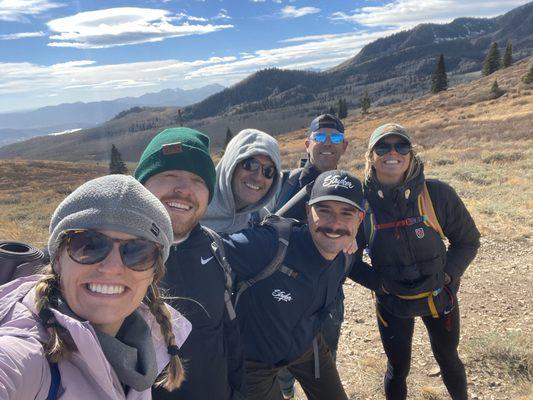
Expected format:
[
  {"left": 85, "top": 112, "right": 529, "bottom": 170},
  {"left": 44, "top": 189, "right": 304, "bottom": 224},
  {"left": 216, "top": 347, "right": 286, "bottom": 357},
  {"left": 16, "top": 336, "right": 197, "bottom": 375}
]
[{"left": 202, "top": 129, "right": 281, "bottom": 233}]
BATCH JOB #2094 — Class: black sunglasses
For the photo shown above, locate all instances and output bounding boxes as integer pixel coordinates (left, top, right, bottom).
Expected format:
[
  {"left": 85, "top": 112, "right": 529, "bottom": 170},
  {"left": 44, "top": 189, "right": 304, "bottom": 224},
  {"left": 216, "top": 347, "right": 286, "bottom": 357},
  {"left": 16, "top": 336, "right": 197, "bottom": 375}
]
[
  {"left": 241, "top": 157, "right": 276, "bottom": 179},
  {"left": 64, "top": 230, "right": 160, "bottom": 271},
  {"left": 373, "top": 141, "right": 412, "bottom": 156}
]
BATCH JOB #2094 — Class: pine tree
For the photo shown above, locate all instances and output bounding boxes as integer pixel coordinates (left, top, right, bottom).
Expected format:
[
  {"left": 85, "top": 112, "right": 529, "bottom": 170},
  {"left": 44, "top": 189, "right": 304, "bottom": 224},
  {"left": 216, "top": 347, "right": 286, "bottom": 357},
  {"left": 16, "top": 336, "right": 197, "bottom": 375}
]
[
  {"left": 360, "top": 91, "right": 371, "bottom": 115},
  {"left": 328, "top": 105, "right": 336, "bottom": 116},
  {"left": 337, "top": 98, "right": 348, "bottom": 119},
  {"left": 220, "top": 127, "right": 233, "bottom": 156},
  {"left": 177, "top": 109, "right": 183, "bottom": 127},
  {"left": 502, "top": 42, "right": 513, "bottom": 68},
  {"left": 430, "top": 54, "right": 448, "bottom": 93},
  {"left": 109, "top": 144, "right": 128, "bottom": 174},
  {"left": 490, "top": 79, "right": 504, "bottom": 99},
  {"left": 482, "top": 43, "right": 501, "bottom": 76},
  {"left": 523, "top": 64, "right": 533, "bottom": 84}
]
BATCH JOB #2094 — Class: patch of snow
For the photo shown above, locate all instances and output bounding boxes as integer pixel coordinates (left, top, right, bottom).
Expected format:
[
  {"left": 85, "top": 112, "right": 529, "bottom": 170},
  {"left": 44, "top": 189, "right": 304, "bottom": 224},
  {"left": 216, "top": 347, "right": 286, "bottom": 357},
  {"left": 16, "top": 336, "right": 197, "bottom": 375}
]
[{"left": 48, "top": 128, "right": 82, "bottom": 136}]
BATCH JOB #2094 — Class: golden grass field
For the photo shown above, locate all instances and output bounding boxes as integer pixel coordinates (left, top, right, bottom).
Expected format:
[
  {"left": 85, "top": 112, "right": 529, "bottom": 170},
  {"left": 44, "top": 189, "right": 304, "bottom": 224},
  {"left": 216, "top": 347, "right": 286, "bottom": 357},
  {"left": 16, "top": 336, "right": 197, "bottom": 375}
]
[{"left": 0, "top": 59, "right": 531, "bottom": 399}]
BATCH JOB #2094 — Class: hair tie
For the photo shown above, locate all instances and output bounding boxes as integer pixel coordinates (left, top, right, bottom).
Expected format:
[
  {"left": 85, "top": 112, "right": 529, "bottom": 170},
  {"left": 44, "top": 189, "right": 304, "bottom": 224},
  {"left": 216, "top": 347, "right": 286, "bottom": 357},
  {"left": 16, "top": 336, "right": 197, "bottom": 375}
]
[{"left": 167, "top": 345, "right": 180, "bottom": 356}]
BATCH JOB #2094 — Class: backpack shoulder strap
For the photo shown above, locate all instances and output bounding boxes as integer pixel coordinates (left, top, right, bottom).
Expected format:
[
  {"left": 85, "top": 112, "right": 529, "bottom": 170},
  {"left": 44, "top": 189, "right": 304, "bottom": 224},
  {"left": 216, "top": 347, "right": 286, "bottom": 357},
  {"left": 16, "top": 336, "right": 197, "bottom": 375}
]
[
  {"left": 47, "top": 361, "right": 61, "bottom": 400},
  {"left": 361, "top": 198, "right": 376, "bottom": 254},
  {"left": 201, "top": 226, "right": 237, "bottom": 320},
  {"left": 418, "top": 182, "right": 445, "bottom": 240},
  {"left": 233, "top": 216, "right": 295, "bottom": 306},
  {"left": 275, "top": 168, "right": 303, "bottom": 210}
]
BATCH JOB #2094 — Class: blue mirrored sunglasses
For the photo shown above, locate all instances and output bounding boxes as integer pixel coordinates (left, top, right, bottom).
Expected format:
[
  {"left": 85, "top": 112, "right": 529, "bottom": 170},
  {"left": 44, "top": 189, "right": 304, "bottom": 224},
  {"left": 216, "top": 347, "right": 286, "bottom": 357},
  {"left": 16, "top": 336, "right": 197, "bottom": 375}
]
[{"left": 310, "top": 131, "right": 345, "bottom": 145}]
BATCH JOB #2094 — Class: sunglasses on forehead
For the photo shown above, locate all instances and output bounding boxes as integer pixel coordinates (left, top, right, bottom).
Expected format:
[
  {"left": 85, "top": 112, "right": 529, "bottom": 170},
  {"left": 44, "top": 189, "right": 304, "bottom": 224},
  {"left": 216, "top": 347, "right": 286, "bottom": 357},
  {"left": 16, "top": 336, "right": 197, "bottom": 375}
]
[
  {"left": 310, "top": 131, "right": 345, "bottom": 145},
  {"left": 63, "top": 230, "right": 160, "bottom": 272},
  {"left": 241, "top": 157, "right": 276, "bottom": 179},
  {"left": 373, "top": 141, "right": 412, "bottom": 156}
]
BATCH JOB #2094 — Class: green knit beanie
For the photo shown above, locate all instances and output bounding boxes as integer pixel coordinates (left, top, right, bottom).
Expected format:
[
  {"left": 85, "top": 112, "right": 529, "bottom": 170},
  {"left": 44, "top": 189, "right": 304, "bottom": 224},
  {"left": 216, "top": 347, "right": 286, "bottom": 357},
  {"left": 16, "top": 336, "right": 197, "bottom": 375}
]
[{"left": 134, "top": 127, "right": 216, "bottom": 202}]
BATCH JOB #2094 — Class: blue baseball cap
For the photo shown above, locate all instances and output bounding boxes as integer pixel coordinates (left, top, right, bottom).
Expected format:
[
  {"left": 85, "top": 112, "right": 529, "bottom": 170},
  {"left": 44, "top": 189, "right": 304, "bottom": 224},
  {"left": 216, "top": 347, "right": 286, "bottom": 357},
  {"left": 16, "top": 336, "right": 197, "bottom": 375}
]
[{"left": 309, "top": 114, "right": 344, "bottom": 134}]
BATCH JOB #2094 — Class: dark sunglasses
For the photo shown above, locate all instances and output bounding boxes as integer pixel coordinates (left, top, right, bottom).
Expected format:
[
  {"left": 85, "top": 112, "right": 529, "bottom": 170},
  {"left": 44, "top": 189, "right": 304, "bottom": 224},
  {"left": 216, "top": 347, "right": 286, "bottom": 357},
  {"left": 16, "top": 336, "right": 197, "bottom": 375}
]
[
  {"left": 310, "top": 131, "right": 345, "bottom": 145},
  {"left": 241, "top": 157, "right": 276, "bottom": 179},
  {"left": 64, "top": 230, "right": 160, "bottom": 271},
  {"left": 373, "top": 141, "right": 412, "bottom": 156}
]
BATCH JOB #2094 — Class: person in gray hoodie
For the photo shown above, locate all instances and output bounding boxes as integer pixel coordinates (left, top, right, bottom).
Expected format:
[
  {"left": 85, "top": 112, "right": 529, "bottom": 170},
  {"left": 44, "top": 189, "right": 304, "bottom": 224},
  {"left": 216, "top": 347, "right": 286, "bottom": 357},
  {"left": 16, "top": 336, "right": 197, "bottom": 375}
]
[{"left": 202, "top": 128, "right": 282, "bottom": 233}]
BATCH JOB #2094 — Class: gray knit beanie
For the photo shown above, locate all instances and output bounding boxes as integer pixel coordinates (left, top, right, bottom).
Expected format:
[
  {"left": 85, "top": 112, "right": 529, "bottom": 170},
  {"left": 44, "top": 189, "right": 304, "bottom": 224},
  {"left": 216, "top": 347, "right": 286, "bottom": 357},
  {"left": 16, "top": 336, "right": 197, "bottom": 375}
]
[{"left": 48, "top": 174, "right": 173, "bottom": 263}]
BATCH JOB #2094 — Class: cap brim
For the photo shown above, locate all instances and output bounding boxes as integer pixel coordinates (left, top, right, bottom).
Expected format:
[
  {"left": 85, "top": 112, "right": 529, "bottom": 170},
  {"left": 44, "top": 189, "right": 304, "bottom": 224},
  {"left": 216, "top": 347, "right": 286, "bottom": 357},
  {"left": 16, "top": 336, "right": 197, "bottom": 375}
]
[{"left": 308, "top": 195, "right": 364, "bottom": 212}]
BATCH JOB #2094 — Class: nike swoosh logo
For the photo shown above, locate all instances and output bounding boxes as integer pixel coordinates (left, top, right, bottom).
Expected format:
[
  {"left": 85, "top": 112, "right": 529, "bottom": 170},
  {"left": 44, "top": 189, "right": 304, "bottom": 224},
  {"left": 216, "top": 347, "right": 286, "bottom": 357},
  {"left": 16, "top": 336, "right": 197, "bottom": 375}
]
[{"left": 201, "top": 256, "right": 214, "bottom": 265}]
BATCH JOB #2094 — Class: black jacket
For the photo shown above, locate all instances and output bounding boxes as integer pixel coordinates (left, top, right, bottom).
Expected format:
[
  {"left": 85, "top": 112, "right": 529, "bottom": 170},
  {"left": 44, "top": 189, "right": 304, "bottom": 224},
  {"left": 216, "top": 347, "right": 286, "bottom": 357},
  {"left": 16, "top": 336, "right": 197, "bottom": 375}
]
[
  {"left": 223, "top": 223, "right": 348, "bottom": 365},
  {"left": 152, "top": 224, "right": 245, "bottom": 400},
  {"left": 274, "top": 161, "right": 321, "bottom": 220},
  {"left": 349, "top": 166, "right": 480, "bottom": 317}
]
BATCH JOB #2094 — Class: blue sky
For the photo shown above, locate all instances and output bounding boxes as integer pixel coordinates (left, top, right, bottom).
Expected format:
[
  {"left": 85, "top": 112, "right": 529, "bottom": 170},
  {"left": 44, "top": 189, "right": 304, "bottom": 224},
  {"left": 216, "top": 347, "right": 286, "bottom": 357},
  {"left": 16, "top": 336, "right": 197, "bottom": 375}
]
[{"left": 0, "top": 0, "right": 529, "bottom": 113}]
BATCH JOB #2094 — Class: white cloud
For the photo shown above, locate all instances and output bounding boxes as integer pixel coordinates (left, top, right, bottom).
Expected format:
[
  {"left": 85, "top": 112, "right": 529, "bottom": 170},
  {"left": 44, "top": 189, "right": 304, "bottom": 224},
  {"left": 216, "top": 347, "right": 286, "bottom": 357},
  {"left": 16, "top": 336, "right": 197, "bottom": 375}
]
[
  {"left": 213, "top": 8, "right": 231, "bottom": 21},
  {"left": 0, "top": 0, "right": 65, "bottom": 21},
  {"left": 0, "top": 28, "right": 394, "bottom": 112},
  {"left": 46, "top": 7, "right": 233, "bottom": 49},
  {"left": 331, "top": 0, "right": 531, "bottom": 28},
  {"left": 0, "top": 31, "right": 46, "bottom": 40},
  {"left": 280, "top": 6, "right": 320, "bottom": 18}
]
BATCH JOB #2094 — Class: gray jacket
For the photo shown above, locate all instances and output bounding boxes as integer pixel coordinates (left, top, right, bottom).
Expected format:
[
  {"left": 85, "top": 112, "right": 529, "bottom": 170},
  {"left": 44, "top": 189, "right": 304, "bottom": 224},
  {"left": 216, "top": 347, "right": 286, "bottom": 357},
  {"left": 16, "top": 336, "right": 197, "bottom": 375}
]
[{"left": 202, "top": 129, "right": 281, "bottom": 233}]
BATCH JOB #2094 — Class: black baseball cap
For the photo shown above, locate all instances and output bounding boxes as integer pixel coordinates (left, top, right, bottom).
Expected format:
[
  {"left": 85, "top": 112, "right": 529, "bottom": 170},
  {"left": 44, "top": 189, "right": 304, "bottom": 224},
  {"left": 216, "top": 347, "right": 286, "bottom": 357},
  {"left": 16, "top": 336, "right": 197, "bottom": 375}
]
[
  {"left": 308, "top": 170, "right": 364, "bottom": 212},
  {"left": 309, "top": 114, "right": 345, "bottom": 133}
]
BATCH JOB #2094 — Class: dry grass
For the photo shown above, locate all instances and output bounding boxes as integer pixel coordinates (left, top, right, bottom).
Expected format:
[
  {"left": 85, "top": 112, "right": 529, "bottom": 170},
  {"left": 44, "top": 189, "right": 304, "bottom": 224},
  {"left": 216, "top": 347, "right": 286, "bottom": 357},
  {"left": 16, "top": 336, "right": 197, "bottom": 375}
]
[{"left": 0, "top": 59, "right": 531, "bottom": 400}]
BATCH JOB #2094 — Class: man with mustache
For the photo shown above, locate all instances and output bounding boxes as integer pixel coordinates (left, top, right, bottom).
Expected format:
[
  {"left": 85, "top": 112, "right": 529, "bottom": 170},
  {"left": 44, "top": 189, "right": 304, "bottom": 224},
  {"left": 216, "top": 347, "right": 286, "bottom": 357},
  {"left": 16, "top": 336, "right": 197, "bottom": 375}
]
[
  {"left": 221, "top": 169, "right": 365, "bottom": 400},
  {"left": 269, "top": 113, "right": 349, "bottom": 399},
  {"left": 134, "top": 127, "right": 246, "bottom": 400}
]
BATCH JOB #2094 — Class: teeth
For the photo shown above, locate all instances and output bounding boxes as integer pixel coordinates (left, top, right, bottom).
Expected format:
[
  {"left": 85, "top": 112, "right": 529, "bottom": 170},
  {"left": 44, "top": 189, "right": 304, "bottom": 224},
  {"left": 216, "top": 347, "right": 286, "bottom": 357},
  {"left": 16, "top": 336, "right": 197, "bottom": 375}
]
[
  {"left": 324, "top": 232, "right": 341, "bottom": 238},
  {"left": 245, "top": 182, "right": 260, "bottom": 190},
  {"left": 167, "top": 201, "right": 191, "bottom": 211},
  {"left": 321, "top": 152, "right": 333, "bottom": 155},
  {"left": 88, "top": 283, "right": 125, "bottom": 295},
  {"left": 384, "top": 160, "right": 400, "bottom": 164}
]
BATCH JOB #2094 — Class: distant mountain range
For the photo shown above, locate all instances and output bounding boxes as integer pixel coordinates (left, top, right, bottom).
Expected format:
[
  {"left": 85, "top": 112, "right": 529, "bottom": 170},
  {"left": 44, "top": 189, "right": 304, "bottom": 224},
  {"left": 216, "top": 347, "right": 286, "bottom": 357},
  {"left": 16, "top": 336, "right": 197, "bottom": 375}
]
[
  {"left": 0, "top": 84, "right": 224, "bottom": 146},
  {"left": 0, "top": 1, "right": 531, "bottom": 161}
]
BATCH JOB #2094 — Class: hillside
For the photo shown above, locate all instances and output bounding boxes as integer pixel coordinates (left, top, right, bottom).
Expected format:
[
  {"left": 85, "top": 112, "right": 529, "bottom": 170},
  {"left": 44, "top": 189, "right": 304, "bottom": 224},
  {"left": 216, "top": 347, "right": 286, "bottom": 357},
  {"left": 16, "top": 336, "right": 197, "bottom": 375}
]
[
  {"left": 0, "top": 55, "right": 531, "bottom": 399},
  {"left": 1, "top": 2, "right": 531, "bottom": 162},
  {"left": 0, "top": 84, "right": 224, "bottom": 146}
]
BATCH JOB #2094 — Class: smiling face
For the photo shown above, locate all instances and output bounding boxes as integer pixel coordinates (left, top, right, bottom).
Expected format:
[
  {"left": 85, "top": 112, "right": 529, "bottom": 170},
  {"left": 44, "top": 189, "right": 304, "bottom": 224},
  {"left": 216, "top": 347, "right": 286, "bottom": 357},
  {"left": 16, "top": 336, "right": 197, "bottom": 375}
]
[
  {"left": 231, "top": 154, "right": 275, "bottom": 210},
  {"left": 144, "top": 170, "right": 209, "bottom": 240},
  {"left": 305, "top": 128, "right": 348, "bottom": 172},
  {"left": 372, "top": 135, "right": 412, "bottom": 186},
  {"left": 55, "top": 230, "right": 155, "bottom": 336},
  {"left": 306, "top": 200, "right": 363, "bottom": 260}
]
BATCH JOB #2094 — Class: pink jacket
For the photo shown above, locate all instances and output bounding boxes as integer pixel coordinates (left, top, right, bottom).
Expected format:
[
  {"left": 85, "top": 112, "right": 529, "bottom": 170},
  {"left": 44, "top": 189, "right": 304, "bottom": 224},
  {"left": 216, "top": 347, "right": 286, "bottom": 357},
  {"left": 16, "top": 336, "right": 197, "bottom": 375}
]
[{"left": 0, "top": 276, "right": 192, "bottom": 400}]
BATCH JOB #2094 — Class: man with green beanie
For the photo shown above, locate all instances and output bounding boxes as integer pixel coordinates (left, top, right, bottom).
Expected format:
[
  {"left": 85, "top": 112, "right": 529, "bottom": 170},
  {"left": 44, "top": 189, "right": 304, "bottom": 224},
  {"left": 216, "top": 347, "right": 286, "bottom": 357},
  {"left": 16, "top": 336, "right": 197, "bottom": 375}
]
[{"left": 135, "top": 127, "right": 245, "bottom": 400}]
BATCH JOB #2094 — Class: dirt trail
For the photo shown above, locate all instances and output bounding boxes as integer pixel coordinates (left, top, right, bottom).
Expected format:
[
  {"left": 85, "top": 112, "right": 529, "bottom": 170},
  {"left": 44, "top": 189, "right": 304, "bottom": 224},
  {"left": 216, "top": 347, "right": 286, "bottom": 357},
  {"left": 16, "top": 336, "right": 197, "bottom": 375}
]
[{"left": 293, "top": 237, "right": 533, "bottom": 399}]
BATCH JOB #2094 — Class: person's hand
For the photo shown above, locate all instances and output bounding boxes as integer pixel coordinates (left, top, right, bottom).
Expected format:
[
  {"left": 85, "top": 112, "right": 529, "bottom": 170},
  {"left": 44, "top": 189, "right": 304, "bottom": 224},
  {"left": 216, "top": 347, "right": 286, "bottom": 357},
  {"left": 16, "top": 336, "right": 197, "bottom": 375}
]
[
  {"left": 444, "top": 272, "right": 451, "bottom": 285},
  {"left": 343, "top": 239, "right": 358, "bottom": 254}
]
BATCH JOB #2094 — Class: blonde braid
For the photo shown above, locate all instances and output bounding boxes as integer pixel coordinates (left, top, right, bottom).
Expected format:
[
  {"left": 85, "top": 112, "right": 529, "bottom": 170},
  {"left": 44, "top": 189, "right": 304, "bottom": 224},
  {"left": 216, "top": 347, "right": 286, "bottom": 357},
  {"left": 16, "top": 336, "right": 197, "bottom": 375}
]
[
  {"left": 144, "top": 267, "right": 185, "bottom": 391},
  {"left": 34, "top": 265, "right": 77, "bottom": 362}
]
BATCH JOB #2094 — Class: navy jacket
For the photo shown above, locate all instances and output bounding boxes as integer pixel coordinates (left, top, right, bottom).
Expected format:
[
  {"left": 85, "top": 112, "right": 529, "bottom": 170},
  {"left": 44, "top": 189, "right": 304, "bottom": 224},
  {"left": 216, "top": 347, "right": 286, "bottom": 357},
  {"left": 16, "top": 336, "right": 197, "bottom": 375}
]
[
  {"left": 152, "top": 224, "right": 245, "bottom": 400},
  {"left": 223, "top": 223, "right": 348, "bottom": 365}
]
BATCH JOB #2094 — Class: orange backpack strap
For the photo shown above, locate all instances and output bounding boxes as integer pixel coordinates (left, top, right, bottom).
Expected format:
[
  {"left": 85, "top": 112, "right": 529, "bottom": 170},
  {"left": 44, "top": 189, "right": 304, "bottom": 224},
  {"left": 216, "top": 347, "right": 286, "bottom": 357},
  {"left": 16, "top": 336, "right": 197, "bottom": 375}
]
[{"left": 418, "top": 182, "right": 445, "bottom": 240}]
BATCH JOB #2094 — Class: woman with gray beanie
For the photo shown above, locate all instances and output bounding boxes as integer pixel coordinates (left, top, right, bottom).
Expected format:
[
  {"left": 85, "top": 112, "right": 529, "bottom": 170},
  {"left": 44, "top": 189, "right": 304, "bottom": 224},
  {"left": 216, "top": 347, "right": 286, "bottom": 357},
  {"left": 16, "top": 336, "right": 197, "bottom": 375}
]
[{"left": 0, "top": 174, "right": 191, "bottom": 399}]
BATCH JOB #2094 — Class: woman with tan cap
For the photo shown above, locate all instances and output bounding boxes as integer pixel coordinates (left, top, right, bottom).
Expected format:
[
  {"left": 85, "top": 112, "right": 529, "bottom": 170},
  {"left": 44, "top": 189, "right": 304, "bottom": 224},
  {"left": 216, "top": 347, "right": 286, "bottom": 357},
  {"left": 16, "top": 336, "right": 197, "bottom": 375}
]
[
  {"left": 350, "top": 123, "right": 480, "bottom": 399},
  {"left": 0, "top": 174, "right": 191, "bottom": 399}
]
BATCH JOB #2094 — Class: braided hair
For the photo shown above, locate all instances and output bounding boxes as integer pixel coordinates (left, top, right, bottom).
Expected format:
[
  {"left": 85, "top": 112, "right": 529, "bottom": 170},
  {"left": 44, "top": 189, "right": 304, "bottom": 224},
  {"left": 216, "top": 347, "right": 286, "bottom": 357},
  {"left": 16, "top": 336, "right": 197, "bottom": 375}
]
[{"left": 33, "top": 245, "right": 185, "bottom": 390}]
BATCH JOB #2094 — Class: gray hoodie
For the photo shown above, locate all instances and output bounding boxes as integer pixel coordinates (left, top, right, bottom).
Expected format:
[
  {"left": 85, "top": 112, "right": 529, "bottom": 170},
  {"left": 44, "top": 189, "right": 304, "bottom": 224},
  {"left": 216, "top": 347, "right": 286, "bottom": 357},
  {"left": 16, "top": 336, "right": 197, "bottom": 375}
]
[{"left": 202, "top": 129, "right": 281, "bottom": 233}]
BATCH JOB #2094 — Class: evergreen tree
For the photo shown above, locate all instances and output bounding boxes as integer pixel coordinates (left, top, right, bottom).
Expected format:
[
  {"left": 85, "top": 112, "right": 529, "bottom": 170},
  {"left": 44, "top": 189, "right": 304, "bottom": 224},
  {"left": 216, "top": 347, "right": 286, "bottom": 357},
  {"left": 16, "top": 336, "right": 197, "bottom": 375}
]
[
  {"left": 360, "top": 91, "right": 371, "bottom": 115},
  {"left": 502, "top": 42, "right": 513, "bottom": 68},
  {"left": 177, "top": 109, "right": 184, "bottom": 127},
  {"left": 482, "top": 43, "right": 501, "bottom": 76},
  {"left": 109, "top": 144, "right": 128, "bottom": 174},
  {"left": 523, "top": 64, "right": 533, "bottom": 84},
  {"left": 490, "top": 80, "right": 504, "bottom": 99},
  {"left": 328, "top": 105, "right": 336, "bottom": 116},
  {"left": 430, "top": 54, "right": 448, "bottom": 93},
  {"left": 220, "top": 127, "right": 233, "bottom": 156},
  {"left": 337, "top": 98, "right": 348, "bottom": 119}
]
